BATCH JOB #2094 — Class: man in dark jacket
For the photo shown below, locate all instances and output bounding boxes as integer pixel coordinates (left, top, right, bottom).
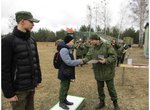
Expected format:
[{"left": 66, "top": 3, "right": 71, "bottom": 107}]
[
  {"left": 58, "top": 35, "right": 83, "bottom": 109},
  {"left": 2, "top": 11, "right": 42, "bottom": 110}
]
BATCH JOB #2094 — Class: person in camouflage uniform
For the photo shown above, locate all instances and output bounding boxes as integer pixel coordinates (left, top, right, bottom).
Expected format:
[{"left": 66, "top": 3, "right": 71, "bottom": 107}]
[
  {"left": 75, "top": 40, "right": 85, "bottom": 59},
  {"left": 83, "top": 35, "right": 120, "bottom": 110},
  {"left": 111, "top": 39, "right": 129, "bottom": 66},
  {"left": 83, "top": 40, "right": 91, "bottom": 58},
  {"left": 111, "top": 39, "right": 122, "bottom": 66},
  {"left": 120, "top": 42, "right": 129, "bottom": 64},
  {"left": 111, "top": 39, "right": 120, "bottom": 51}
]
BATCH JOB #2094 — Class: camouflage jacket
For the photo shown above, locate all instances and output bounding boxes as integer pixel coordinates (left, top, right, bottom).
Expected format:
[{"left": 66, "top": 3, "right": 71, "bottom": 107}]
[
  {"left": 83, "top": 42, "right": 117, "bottom": 81},
  {"left": 83, "top": 42, "right": 92, "bottom": 55},
  {"left": 75, "top": 43, "right": 85, "bottom": 56}
]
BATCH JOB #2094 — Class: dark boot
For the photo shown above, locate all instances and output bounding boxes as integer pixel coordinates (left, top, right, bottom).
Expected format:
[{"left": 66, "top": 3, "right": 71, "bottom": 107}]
[
  {"left": 59, "top": 102, "right": 69, "bottom": 110},
  {"left": 113, "top": 100, "right": 120, "bottom": 110},
  {"left": 64, "top": 99, "right": 74, "bottom": 105},
  {"left": 95, "top": 100, "right": 105, "bottom": 110}
]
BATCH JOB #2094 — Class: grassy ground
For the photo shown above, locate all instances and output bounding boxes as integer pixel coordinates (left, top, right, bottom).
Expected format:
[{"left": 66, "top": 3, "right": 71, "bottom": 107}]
[{"left": 2, "top": 42, "right": 148, "bottom": 110}]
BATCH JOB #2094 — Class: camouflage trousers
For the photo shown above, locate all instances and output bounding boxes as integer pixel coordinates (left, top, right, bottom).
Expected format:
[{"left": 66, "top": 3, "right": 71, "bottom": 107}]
[
  {"left": 96, "top": 79, "right": 118, "bottom": 101},
  {"left": 11, "top": 89, "right": 35, "bottom": 110},
  {"left": 59, "top": 80, "right": 70, "bottom": 102}
]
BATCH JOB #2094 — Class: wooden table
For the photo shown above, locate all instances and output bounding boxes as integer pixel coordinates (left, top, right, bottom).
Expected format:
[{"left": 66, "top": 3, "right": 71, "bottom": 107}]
[{"left": 119, "top": 64, "right": 148, "bottom": 85}]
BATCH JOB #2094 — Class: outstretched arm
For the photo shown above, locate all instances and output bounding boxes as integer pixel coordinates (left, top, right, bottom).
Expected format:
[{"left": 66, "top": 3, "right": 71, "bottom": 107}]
[{"left": 60, "top": 48, "right": 82, "bottom": 66}]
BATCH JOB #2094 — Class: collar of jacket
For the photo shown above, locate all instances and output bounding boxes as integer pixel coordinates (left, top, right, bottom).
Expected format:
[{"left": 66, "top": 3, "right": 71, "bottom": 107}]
[
  {"left": 94, "top": 42, "right": 103, "bottom": 49},
  {"left": 12, "top": 26, "right": 31, "bottom": 40},
  {"left": 57, "top": 41, "right": 70, "bottom": 51}
]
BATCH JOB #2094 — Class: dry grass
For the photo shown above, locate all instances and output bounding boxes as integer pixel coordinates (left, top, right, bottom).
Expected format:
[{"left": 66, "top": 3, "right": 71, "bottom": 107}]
[{"left": 2, "top": 43, "right": 148, "bottom": 110}]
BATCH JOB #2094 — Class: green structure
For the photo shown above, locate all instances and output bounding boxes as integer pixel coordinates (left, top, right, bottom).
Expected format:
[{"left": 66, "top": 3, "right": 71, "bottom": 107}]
[
  {"left": 123, "top": 37, "right": 133, "bottom": 46},
  {"left": 67, "top": 31, "right": 113, "bottom": 44},
  {"left": 144, "top": 22, "right": 149, "bottom": 58}
]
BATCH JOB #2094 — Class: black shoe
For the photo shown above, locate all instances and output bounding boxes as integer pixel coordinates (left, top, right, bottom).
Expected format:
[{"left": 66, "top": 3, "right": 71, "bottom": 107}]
[
  {"left": 64, "top": 99, "right": 74, "bottom": 105},
  {"left": 59, "top": 102, "right": 69, "bottom": 110},
  {"left": 113, "top": 100, "right": 120, "bottom": 110},
  {"left": 95, "top": 100, "right": 105, "bottom": 110}
]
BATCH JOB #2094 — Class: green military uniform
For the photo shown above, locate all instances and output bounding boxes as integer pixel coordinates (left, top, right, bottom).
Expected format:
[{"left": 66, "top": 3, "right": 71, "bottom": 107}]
[
  {"left": 59, "top": 80, "right": 70, "bottom": 102},
  {"left": 83, "top": 42, "right": 91, "bottom": 57},
  {"left": 116, "top": 44, "right": 126, "bottom": 66},
  {"left": 70, "top": 44, "right": 76, "bottom": 54},
  {"left": 75, "top": 42, "right": 85, "bottom": 59},
  {"left": 111, "top": 42, "right": 123, "bottom": 66},
  {"left": 83, "top": 42, "right": 118, "bottom": 101}
]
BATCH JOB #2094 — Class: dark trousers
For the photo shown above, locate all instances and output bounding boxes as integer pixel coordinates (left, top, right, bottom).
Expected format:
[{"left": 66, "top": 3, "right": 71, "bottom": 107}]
[
  {"left": 96, "top": 79, "right": 117, "bottom": 101},
  {"left": 83, "top": 54, "right": 86, "bottom": 58},
  {"left": 117, "top": 57, "right": 121, "bottom": 66},
  {"left": 117, "top": 53, "right": 126, "bottom": 66},
  {"left": 11, "top": 89, "right": 35, "bottom": 110},
  {"left": 120, "top": 53, "right": 126, "bottom": 63},
  {"left": 59, "top": 80, "right": 70, "bottom": 102}
]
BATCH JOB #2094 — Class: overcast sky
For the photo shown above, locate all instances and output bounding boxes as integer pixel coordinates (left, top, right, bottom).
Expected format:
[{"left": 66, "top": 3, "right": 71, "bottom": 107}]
[{"left": 1, "top": 0, "right": 127, "bottom": 34}]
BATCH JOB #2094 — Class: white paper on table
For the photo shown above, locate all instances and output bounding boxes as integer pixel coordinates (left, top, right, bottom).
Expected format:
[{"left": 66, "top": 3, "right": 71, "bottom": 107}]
[{"left": 87, "top": 60, "right": 99, "bottom": 64}]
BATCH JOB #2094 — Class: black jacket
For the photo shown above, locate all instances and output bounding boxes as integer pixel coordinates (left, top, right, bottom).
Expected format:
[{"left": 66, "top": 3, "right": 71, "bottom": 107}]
[
  {"left": 58, "top": 42, "right": 75, "bottom": 80},
  {"left": 2, "top": 26, "right": 42, "bottom": 98}
]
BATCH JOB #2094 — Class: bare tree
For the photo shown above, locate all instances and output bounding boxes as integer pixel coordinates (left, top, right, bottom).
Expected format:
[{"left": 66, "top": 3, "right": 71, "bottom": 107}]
[
  {"left": 129, "top": 0, "right": 149, "bottom": 48},
  {"left": 87, "top": 5, "right": 93, "bottom": 37},
  {"left": 93, "top": 2, "right": 99, "bottom": 32},
  {"left": 8, "top": 15, "right": 16, "bottom": 31},
  {"left": 92, "top": 0, "right": 111, "bottom": 35},
  {"left": 117, "top": 1, "right": 130, "bottom": 41},
  {"left": 102, "top": 0, "right": 108, "bottom": 36}
]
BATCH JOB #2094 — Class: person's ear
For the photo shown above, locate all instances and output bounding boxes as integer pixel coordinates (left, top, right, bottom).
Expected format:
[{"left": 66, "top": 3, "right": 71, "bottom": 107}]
[{"left": 19, "top": 20, "right": 25, "bottom": 25}]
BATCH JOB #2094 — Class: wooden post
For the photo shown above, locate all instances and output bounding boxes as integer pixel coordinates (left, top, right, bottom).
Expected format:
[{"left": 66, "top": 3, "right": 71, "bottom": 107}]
[
  {"left": 119, "top": 64, "right": 148, "bottom": 85},
  {"left": 122, "top": 67, "right": 125, "bottom": 85}
]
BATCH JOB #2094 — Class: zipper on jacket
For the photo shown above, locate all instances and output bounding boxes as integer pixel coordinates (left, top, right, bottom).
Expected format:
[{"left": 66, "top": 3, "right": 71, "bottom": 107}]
[{"left": 25, "top": 39, "right": 35, "bottom": 80}]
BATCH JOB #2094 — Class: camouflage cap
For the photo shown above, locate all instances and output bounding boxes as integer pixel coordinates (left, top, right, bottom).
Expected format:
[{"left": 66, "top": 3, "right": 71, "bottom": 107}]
[
  {"left": 90, "top": 34, "right": 100, "bottom": 40},
  {"left": 55, "top": 39, "right": 63, "bottom": 45},
  {"left": 15, "top": 11, "right": 40, "bottom": 23}
]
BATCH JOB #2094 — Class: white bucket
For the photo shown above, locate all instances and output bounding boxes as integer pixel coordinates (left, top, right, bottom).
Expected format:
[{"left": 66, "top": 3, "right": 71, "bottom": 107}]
[{"left": 127, "top": 58, "right": 132, "bottom": 65}]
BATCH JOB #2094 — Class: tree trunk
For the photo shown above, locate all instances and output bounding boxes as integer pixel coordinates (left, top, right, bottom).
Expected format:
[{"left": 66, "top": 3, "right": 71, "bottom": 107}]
[{"left": 138, "top": 0, "right": 144, "bottom": 48}]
